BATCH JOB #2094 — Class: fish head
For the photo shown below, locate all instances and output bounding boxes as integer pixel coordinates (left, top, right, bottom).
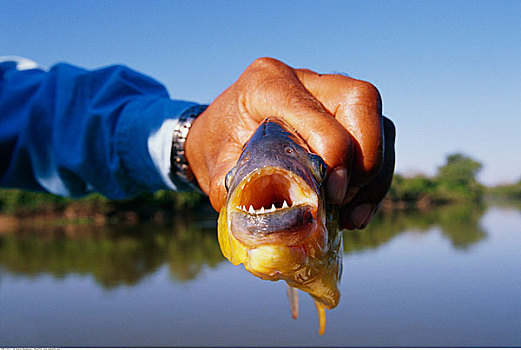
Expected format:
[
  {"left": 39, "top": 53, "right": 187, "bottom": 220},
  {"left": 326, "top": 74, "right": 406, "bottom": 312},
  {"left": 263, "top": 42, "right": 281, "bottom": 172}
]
[{"left": 218, "top": 117, "right": 342, "bottom": 309}]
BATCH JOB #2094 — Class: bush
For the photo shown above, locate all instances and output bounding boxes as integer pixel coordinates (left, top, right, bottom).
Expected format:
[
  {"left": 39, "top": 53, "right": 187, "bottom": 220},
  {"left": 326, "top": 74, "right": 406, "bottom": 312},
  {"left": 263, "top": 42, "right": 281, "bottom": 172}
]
[{"left": 387, "top": 153, "right": 485, "bottom": 207}]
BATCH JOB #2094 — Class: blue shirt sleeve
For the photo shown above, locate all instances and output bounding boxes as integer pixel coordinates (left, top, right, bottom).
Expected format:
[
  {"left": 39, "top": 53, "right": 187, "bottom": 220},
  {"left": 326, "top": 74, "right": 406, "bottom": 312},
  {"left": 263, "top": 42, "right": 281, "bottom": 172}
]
[{"left": 0, "top": 59, "right": 202, "bottom": 199}]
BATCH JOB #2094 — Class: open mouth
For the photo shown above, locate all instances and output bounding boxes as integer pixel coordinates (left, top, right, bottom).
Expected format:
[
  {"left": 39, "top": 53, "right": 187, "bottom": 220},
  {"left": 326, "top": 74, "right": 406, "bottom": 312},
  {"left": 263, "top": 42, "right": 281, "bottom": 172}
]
[
  {"left": 231, "top": 167, "right": 317, "bottom": 213},
  {"left": 228, "top": 167, "right": 318, "bottom": 246}
]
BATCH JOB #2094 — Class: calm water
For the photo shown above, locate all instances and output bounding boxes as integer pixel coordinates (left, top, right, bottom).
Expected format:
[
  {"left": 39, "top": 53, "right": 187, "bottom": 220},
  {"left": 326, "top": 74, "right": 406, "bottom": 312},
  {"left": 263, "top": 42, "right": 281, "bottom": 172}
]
[{"left": 1, "top": 203, "right": 520, "bottom": 347}]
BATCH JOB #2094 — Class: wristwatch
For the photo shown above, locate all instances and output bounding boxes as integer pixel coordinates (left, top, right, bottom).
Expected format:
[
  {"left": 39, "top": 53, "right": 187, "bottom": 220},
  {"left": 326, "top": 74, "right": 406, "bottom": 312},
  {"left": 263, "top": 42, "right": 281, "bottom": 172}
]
[{"left": 170, "top": 104, "right": 208, "bottom": 192}]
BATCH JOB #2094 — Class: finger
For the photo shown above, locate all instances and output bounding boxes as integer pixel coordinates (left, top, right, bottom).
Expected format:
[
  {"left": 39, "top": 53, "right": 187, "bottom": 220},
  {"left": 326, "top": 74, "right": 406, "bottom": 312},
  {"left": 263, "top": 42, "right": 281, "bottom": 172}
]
[
  {"left": 295, "top": 69, "right": 384, "bottom": 203},
  {"left": 339, "top": 117, "right": 396, "bottom": 230},
  {"left": 241, "top": 58, "right": 353, "bottom": 204}
]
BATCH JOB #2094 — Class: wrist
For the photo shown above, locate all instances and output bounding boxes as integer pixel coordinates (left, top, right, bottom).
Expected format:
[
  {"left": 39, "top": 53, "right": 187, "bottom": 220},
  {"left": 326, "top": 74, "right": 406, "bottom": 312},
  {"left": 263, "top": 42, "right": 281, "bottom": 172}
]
[{"left": 170, "top": 104, "right": 208, "bottom": 192}]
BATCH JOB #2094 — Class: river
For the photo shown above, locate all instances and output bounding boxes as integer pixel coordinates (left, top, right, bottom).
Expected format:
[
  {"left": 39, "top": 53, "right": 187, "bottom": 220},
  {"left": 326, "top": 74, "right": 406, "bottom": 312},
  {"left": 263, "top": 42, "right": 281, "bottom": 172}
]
[{"left": 0, "top": 203, "right": 520, "bottom": 346}]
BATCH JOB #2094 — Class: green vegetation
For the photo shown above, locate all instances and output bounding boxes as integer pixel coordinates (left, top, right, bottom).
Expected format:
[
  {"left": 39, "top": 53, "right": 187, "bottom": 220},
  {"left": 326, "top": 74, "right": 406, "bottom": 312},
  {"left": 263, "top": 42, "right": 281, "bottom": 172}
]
[
  {"left": 0, "top": 218, "right": 223, "bottom": 287},
  {"left": 0, "top": 188, "right": 74, "bottom": 214},
  {"left": 0, "top": 188, "right": 206, "bottom": 222},
  {"left": 487, "top": 178, "right": 521, "bottom": 200},
  {"left": 386, "top": 153, "right": 485, "bottom": 209},
  {"left": 436, "top": 153, "right": 484, "bottom": 202},
  {"left": 343, "top": 202, "right": 486, "bottom": 254},
  {"left": 0, "top": 152, "right": 519, "bottom": 218}
]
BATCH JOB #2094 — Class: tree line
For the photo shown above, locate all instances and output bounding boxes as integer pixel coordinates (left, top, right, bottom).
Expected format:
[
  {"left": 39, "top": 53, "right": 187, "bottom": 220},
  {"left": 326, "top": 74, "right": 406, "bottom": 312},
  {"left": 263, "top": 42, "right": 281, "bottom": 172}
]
[
  {"left": 386, "top": 153, "right": 521, "bottom": 209},
  {"left": 0, "top": 152, "right": 520, "bottom": 218}
]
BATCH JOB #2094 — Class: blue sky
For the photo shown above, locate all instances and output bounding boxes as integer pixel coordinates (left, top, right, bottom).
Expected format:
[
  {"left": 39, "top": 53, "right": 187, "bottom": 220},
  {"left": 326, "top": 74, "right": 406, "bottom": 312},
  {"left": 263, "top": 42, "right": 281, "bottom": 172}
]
[{"left": 2, "top": 0, "right": 520, "bottom": 185}]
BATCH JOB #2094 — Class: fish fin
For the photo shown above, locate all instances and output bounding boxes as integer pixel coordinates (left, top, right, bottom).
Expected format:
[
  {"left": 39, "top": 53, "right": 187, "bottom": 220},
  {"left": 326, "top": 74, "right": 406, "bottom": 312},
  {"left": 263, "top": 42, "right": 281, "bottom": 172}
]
[
  {"left": 313, "top": 299, "right": 326, "bottom": 335},
  {"left": 286, "top": 285, "right": 299, "bottom": 319}
]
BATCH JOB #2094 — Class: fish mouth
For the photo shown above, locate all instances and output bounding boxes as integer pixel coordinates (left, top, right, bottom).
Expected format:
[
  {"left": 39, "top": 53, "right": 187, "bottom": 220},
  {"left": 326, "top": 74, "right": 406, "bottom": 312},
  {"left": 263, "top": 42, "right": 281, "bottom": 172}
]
[{"left": 228, "top": 167, "right": 319, "bottom": 247}]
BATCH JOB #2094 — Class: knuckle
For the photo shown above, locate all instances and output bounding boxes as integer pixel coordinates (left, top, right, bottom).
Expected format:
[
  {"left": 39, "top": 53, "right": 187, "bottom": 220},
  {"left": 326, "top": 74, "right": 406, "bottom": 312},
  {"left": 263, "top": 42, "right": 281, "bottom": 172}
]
[
  {"left": 249, "top": 57, "right": 284, "bottom": 71},
  {"left": 342, "top": 80, "right": 382, "bottom": 114},
  {"left": 364, "top": 155, "right": 383, "bottom": 180},
  {"left": 352, "top": 80, "right": 381, "bottom": 101},
  {"left": 242, "top": 58, "right": 293, "bottom": 94},
  {"left": 310, "top": 125, "right": 351, "bottom": 167},
  {"left": 332, "top": 127, "right": 352, "bottom": 154}
]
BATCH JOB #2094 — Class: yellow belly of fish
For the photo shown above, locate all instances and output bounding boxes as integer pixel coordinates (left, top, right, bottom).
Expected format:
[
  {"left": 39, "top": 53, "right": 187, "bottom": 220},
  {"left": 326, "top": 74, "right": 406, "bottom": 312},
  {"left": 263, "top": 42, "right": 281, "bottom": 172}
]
[
  {"left": 217, "top": 206, "right": 338, "bottom": 335},
  {"left": 218, "top": 208, "right": 306, "bottom": 279}
]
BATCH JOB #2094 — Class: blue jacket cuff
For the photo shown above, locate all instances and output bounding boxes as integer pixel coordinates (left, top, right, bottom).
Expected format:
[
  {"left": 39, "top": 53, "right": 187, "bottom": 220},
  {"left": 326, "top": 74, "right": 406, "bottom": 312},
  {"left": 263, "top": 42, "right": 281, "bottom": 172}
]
[{"left": 115, "top": 98, "right": 199, "bottom": 194}]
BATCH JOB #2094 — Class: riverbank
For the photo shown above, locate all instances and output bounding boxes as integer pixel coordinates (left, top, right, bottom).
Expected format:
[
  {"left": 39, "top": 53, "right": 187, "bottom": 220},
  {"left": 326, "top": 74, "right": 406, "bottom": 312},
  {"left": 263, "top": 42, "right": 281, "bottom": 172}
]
[
  {"left": 0, "top": 186, "right": 477, "bottom": 226},
  {"left": 0, "top": 188, "right": 211, "bottom": 223},
  {"left": 1, "top": 162, "right": 519, "bottom": 225}
]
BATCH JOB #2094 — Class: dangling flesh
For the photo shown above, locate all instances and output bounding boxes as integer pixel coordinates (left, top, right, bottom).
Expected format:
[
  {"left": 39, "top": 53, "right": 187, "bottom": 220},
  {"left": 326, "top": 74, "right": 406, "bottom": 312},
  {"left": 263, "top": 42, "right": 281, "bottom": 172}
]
[
  {"left": 314, "top": 300, "right": 326, "bottom": 335},
  {"left": 286, "top": 285, "right": 299, "bottom": 319}
]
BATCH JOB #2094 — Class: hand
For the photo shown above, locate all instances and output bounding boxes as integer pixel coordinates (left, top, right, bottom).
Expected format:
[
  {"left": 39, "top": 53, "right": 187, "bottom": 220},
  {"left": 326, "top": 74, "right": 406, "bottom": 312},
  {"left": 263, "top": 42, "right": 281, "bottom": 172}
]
[{"left": 185, "top": 57, "right": 395, "bottom": 230}]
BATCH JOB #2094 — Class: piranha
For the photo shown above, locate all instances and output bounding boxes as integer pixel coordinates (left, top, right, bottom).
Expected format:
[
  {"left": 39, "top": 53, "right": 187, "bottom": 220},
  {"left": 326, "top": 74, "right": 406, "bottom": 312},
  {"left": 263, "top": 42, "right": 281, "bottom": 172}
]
[{"left": 217, "top": 117, "right": 343, "bottom": 335}]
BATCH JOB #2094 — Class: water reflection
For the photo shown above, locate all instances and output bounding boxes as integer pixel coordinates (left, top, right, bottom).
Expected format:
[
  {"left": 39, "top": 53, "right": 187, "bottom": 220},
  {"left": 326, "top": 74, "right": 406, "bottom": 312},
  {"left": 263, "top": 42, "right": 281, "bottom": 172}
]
[
  {"left": 0, "top": 203, "right": 489, "bottom": 287},
  {"left": 0, "top": 211, "right": 223, "bottom": 288},
  {"left": 2, "top": 203, "right": 520, "bottom": 347},
  {"left": 349, "top": 203, "right": 487, "bottom": 253}
]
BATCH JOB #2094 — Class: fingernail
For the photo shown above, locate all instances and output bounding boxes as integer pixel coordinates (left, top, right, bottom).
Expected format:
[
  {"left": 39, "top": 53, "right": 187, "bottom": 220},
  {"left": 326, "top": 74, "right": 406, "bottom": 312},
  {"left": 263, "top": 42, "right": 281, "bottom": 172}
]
[
  {"left": 327, "top": 167, "right": 348, "bottom": 204},
  {"left": 361, "top": 207, "right": 377, "bottom": 229},
  {"left": 349, "top": 204, "right": 373, "bottom": 229}
]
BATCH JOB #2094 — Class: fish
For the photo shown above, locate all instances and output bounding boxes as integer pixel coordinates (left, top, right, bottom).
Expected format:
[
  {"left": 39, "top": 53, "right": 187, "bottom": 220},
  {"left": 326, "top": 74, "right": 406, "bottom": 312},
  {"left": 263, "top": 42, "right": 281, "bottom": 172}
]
[{"left": 217, "top": 117, "right": 343, "bottom": 334}]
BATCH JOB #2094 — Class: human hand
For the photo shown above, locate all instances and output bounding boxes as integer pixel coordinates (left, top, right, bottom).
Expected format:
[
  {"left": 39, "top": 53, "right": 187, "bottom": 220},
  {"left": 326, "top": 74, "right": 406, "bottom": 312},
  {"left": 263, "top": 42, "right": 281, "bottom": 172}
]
[{"left": 185, "top": 57, "right": 395, "bottom": 230}]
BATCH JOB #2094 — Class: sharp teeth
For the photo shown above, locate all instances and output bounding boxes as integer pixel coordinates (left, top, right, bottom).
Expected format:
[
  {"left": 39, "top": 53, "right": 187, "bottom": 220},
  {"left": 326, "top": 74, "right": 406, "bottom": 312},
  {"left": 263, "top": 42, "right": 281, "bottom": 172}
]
[
  {"left": 271, "top": 203, "right": 276, "bottom": 211},
  {"left": 242, "top": 205, "right": 246, "bottom": 212},
  {"left": 282, "top": 200, "right": 288, "bottom": 208},
  {"left": 259, "top": 206, "right": 265, "bottom": 214},
  {"left": 248, "top": 205, "right": 255, "bottom": 214}
]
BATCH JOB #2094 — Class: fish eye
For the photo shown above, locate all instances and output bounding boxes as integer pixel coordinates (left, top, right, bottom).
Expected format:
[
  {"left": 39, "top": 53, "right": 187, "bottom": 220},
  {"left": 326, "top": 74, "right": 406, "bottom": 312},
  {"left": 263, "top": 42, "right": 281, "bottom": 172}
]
[{"left": 284, "top": 146, "right": 294, "bottom": 154}]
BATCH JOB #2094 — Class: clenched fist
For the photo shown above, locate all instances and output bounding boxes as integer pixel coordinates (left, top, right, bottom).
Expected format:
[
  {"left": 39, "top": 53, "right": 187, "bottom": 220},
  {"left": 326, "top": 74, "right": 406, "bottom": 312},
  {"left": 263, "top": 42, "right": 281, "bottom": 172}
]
[{"left": 186, "top": 57, "right": 395, "bottom": 230}]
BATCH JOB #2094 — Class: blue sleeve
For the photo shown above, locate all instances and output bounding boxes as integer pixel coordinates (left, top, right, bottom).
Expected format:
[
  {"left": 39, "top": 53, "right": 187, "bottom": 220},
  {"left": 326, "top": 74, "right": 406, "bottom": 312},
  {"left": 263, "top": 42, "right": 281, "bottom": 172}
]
[{"left": 0, "top": 59, "right": 202, "bottom": 199}]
